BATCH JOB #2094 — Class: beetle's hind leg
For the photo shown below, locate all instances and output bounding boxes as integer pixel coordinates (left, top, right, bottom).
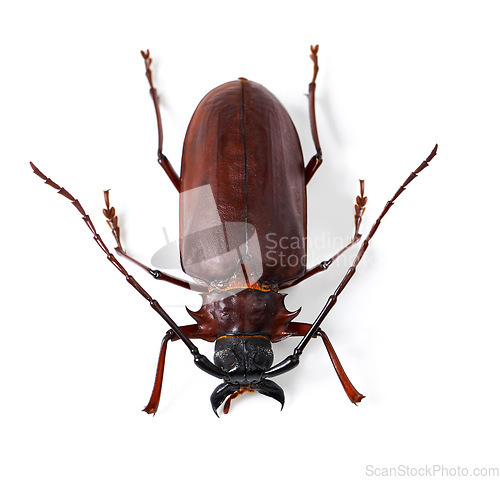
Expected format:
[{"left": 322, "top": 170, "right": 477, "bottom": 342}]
[
  {"left": 305, "top": 45, "right": 323, "bottom": 184},
  {"left": 140, "top": 49, "right": 181, "bottom": 192},
  {"left": 280, "top": 180, "right": 367, "bottom": 288},
  {"left": 102, "top": 190, "right": 206, "bottom": 292}
]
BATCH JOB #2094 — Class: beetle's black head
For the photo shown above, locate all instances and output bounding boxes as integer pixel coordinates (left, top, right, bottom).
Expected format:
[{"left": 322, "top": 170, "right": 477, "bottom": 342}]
[
  {"left": 211, "top": 335, "right": 284, "bottom": 415},
  {"left": 214, "top": 335, "right": 273, "bottom": 383}
]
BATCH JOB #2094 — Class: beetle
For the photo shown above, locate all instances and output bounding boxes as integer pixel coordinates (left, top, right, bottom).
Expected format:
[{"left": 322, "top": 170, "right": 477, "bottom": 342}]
[{"left": 31, "top": 46, "right": 437, "bottom": 415}]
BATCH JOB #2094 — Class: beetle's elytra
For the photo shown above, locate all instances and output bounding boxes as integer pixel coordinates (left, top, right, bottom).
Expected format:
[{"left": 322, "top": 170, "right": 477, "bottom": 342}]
[{"left": 31, "top": 46, "right": 437, "bottom": 415}]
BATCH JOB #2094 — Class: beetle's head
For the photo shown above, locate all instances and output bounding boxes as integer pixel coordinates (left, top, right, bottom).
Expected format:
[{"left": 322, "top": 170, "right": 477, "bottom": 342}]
[
  {"left": 214, "top": 335, "right": 273, "bottom": 383},
  {"left": 210, "top": 335, "right": 284, "bottom": 415}
]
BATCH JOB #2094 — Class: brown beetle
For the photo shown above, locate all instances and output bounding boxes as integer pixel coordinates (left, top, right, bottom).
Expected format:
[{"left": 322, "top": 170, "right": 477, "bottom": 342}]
[{"left": 31, "top": 46, "right": 437, "bottom": 415}]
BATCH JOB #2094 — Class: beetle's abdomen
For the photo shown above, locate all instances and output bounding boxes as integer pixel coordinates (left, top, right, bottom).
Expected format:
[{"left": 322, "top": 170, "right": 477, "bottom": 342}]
[{"left": 180, "top": 79, "right": 307, "bottom": 288}]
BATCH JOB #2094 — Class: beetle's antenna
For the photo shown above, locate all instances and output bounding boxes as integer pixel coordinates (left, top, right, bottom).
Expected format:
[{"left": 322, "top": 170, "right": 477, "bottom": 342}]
[
  {"left": 30, "top": 162, "right": 226, "bottom": 380},
  {"left": 265, "top": 144, "right": 438, "bottom": 377}
]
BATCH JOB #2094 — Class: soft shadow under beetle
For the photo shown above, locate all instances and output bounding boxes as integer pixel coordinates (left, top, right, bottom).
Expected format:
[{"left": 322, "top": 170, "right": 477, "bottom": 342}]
[{"left": 31, "top": 46, "right": 437, "bottom": 415}]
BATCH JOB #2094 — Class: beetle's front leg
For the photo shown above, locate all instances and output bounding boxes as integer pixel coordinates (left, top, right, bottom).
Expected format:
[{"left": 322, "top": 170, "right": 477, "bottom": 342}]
[
  {"left": 288, "top": 322, "right": 364, "bottom": 404},
  {"left": 143, "top": 324, "right": 202, "bottom": 415},
  {"left": 266, "top": 322, "right": 364, "bottom": 404}
]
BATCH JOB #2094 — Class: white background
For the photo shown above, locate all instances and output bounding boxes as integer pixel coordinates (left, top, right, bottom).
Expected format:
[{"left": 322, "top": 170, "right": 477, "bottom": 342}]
[{"left": 2, "top": 1, "right": 499, "bottom": 479}]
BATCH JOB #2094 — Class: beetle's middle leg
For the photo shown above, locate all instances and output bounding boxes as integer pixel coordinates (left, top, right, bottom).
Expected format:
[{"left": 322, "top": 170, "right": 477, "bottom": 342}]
[
  {"left": 141, "top": 50, "right": 181, "bottom": 192},
  {"left": 102, "top": 190, "right": 206, "bottom": 292},
  {"left": 280, "top": 180, "right": 367, "bottom": 288},
  {"left": 305, "top": 45, "right": 323, "bottom": 184}
]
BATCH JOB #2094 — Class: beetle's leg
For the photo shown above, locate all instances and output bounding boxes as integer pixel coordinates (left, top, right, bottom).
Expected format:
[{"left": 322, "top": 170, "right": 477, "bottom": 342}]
[
  {"left": 140, "top": 50, "right": 181, "bottom": 192},
  {"left": 305, "top": 45, "right": 323, "bottom": 184},
  {"left": 266, "top": 145, "right": 438, "bottom": 377},
  {"left": 143, "top": 325, "right": 199, "bottom": 415},
  {"left": 280, "top": 180, "right": 367, "bottom": 289},
  {"left": 102, "top": 190, "right": 207, "bottom": 292},
  {"left": 143, "top": 331, "right": 173, "bottom": 415},
  {"left": 285, "top": 322, "right": 364, "bottom": 404},
  {"left": 30, "top": 163, "right": 224, "bottom": 380}
]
